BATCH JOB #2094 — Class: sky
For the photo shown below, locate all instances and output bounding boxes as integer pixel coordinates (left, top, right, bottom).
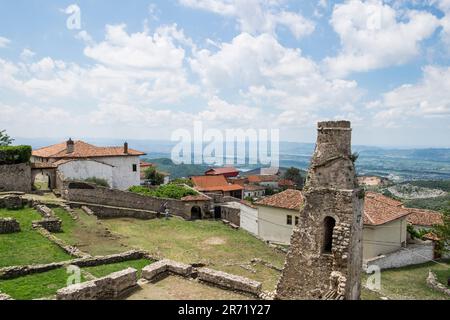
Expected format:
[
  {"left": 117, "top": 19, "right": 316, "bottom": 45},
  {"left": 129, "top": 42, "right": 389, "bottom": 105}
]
[{"left": 0, "top": 0, "right": 450, "bottom": 147}]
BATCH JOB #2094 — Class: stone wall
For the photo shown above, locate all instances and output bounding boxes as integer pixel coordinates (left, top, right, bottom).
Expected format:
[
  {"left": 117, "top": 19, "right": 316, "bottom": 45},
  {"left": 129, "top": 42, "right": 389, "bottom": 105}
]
[
  {"left": 426, "top": 271, "right": 450, "bottom": 297},
  {"left": 0, "top": 250, "right": 147, "bottom": 280},
  {"left": 62, "top": 183, "right": 211, "bottom": 220},
  {"left": 0, "top": 195, "right": 25, "bottom": 209},
  {"left": 56, "top": 268, "right": 138, "bottom": 300},
  {"left": 0, "top": 163, "right": 31, "bottom": 192},
  {"left": 0, "top": 218, "right": 20, "bottom": 234},
  {"left": 142, "top": 259, "right": 193, "bottom": 281},
  {"left": 197, "top": 268, "right": 262, "bottom": 296},
  {"left": 276, "top": 121, "right": 363, "bottom": 300},
  {"left": 83, "top": 203, "right": 158, "bottom": 220},
  {"left": 365, "top": 243, "right": 434, "bottom": 270},
  {"left": 220, "top": 204, "right": 241, "bottom": 226}
]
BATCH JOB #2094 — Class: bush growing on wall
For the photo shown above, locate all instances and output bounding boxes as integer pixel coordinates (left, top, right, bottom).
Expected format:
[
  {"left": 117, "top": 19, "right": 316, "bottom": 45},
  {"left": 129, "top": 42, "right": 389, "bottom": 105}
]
[
  {"left": 0, "top": 145, "right": 32, "bottom": 165},
  {"left": 129, "top": 184, "right": 198, "bottom": 200}
]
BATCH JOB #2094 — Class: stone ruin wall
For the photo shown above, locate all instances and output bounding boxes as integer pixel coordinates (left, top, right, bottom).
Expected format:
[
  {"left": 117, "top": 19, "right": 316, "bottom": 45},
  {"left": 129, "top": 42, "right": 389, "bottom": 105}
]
[
  {"left": 276, "top": 121, "right": 364, "bottom": 300},
  {"left": 62, "top": 183, "right": 211, "bottom": 220},
  {"left": 0, "top": 163, "right": 32, "bottom": 193},
  {"left": 0, "top": 218, "right": 20, "bottom": 234}
]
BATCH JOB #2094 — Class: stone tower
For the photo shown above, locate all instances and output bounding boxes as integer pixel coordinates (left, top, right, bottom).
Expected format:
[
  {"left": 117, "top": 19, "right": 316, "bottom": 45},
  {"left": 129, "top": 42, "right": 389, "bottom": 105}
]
[{"left": 276, "top": 121, "right": 364, "bottom": 300}]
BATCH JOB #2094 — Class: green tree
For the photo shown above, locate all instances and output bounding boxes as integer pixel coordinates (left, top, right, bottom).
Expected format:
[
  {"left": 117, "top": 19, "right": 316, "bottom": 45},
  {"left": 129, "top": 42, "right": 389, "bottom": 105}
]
[
  {"left": 283, "top": 167, "right": 304, "bottom": 188},
  {"left": 144, "top": 167, "right": 165, "bottom": 185},
  {"left": 0, "top": 130, "right": 13, "bottom": 146},
  {"left": 432, "top": 206, "right": 450, "bottom": 255}
]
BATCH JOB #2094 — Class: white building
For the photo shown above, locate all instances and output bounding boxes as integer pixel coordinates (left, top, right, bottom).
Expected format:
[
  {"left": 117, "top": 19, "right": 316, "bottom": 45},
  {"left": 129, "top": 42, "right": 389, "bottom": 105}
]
[
  {"left": 254, "top": 189, "right": 304, "bottom": 244},
  {"left": 32, "top": 139, "right": 146, "bottom": 190}
]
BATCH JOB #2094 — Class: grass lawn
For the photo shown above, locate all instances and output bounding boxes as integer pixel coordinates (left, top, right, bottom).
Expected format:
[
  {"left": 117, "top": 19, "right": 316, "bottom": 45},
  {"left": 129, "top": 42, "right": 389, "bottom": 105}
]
[
  {"left": 362, "top": 261, "right": 450, "bottom": 300},
  {"left": 83, "top": 259, "right": 153, "bottom": 278},
  {"left": 52, "top": 207, "right": 129, "bottom": 256},
  {"left": 0, "top": 208, "right": 72, "bottom": 268},
  {"left": 0, "top": 267, "right": 85, "bottom": 300},
  {"left": 102, "top": 217, "right": 286, "bottom": 291}
]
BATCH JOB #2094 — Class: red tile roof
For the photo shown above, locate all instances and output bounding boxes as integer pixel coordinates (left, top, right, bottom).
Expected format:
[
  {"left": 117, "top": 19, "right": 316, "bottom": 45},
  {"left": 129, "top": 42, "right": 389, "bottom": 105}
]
[
  {"left": 407, "top": 208, "right": 443, "bottom": 227},
  {"left": 181, "top": 194, "right": 211, "bottom": 202},
  {"left": 191, "top": 175, "right": 244, "bottom": 192},
  {"left": 140, "top": 161, "right": 154, "bottom": 168},
  {"left": 205, "top": 167, "right": 239, "bottom": 176},
  {"left": 244, "top": 184, "right": 266, "bottom": 191},
  {"left": 255, "top": 189, "right": 304, "bottom": 210},
  {"left": 247, "top": 175, "right": 279, "bottom": 183},
  {"left": 278, "top": 179, "right": 296, "bottom": 187},
  {"left": 32, "top": 140, "right": 146, "bottom": 159},
  {"left": 363, "top": 192, "right": 411, "bottom": 226}
]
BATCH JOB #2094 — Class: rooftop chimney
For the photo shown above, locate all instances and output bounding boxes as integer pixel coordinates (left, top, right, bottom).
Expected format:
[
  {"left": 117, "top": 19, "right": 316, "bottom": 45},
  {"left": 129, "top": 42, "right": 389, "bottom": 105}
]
[
  {"left": 66, "top": 138, "right": 74, "bottom": 154},
  {"left": 124, "top": 142, "right": 129, "bottom": 154}
]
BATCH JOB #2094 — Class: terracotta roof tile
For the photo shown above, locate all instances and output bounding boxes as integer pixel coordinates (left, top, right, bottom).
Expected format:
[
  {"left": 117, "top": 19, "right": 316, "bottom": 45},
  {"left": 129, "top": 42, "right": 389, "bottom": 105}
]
[
  {"left": 243, "top": 184, "right": 266, "bottom": 191},
  {"left": 363, "top": 192, "right": 411, "bottom": 226},
  {"left": 191, "top": 175, "right": 244, "bottom": 192},
  {"left": 205, "top": 167, "right": 239, "bottom": 175},
  {"left": 247, "top": 175, "right": 279, "bottom": 183},
  {"left": 181, "top": 194, "right": 211, "bottom": 202},
  {"left": 407, "top": 208, "right": 444, "bottom": 227},
  {"left": 33, "top": 140, "right": 145, "bottom": 159},
  {"left": 278, "top": 179, "right": 296, "bottom": 187},
  {"left": 255, "top": 189, "right": 304, "bottom": 210}
]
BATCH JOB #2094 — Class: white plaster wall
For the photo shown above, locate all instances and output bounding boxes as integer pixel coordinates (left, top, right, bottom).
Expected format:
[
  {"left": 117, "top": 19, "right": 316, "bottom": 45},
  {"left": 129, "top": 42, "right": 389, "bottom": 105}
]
[
  {"left": 95, "top": 156, "right": 140, "bottom": 190},
  {"left": 363, "top": 218, "right": 407, "bottom": 259},
  {"left": 257, "top": 206, "right": 299, "bottom": 244},
  {"left": 58, "top": 160, "right": 113, "bottom": 187},
  {"left": 239, "top": 203, "right": 258, "bottom": 236}
]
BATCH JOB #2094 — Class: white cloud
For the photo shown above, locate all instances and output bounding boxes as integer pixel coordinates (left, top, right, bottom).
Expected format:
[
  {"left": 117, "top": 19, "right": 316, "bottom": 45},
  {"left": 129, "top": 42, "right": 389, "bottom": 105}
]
[
  {"left": 179, "top": 0, "right": 315, "bottom": 39},
  {"left": 372, "top": 65, "right": 450, "bottom": 127},
  {"left": 0, "top": 36, "right": 10, "bottom": 48},
  {"left": 325, "top": 0, "right": 440, "bottom": 77},
  {"left": 20, "top": 49, "right": 36, "bottom": 60},
  {"left": 191, "top": 32, "right": 361, "bottom": 127}
]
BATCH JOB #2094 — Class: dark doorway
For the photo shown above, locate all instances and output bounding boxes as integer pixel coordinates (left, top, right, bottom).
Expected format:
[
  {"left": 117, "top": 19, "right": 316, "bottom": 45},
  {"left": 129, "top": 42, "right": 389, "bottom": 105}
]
[
  {"left": 191, "top": 206, "right": 202, "bottom": 220},
  {"left": 323, "top": 216, "right": 336, "bottom": 254},
  {"left": 214, "top": 206, "right": 221, "bottom": 219}
]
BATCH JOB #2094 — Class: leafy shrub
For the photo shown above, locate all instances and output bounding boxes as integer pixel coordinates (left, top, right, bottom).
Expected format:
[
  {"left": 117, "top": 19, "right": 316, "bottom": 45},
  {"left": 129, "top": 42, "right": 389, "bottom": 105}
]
[
  {"left": 84, "top": 177, "right": 110, "bottom": 188},
  {"left": 129, "top": 184, "right": 197, "bottom": 199},
  {"left": 169, "top": 178, "right": 194, "bottom": 187},
  {"left": 0, "top": 145, "right": 32, "bottom": 165},
  {"left": 143, "top": 167, "right": 165, "bottom": 185}
]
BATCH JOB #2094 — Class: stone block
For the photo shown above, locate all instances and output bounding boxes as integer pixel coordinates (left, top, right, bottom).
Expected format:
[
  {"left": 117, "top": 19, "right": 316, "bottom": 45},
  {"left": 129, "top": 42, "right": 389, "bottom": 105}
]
[
  {"left": 56, "top": 281, "right": 99, "bottom": 300},
  {"left": 0, "top": 218, "right": 20, "bottom": 234},
  {"left": 197, "top": 268, "right": 262, "bottom": 295},
  {"left": 141, "top": 260, "right": 168, "bottom": 281}
]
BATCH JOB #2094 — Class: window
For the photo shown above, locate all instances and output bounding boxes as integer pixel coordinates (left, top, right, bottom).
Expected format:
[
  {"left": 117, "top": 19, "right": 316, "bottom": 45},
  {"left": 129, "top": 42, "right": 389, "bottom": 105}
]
[
  {"left": 287, "top": 215, "right": 292, "bottom": 225},
  {"left": 295, "top": 216, "right": 299, "bottom": 226},
  {"left": 323, "top": 216, "right": 336, "bottom": 253},
  {"left": 132, "top": 164, "right": 137, "bottom": 172}
]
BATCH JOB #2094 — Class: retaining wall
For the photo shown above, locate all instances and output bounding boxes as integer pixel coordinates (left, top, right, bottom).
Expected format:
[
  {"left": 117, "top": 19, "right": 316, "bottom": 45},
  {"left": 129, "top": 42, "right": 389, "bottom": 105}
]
[
  {"left": 62, "top": 184, "right": 211, "bottom": 220},
  {"left": 365, "top": 243, "right": 434, "bottom": 270},
  {"left": 0, "top": 163, "right": 31, "bottom": 192}
]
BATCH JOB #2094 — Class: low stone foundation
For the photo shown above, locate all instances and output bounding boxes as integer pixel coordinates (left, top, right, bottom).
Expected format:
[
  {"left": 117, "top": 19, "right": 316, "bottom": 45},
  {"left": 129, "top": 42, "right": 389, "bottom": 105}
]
[
  {"left": 56, "top": 268, "right": 138, "bottom": 300},
  {"left": 0, "top": 218, "right": 20, "bottom": 234},
  {"left": 426, "top": 270, "right": 450, "bottom": 297},
  {"left": 197, "top": 268, "right": 262, "bottom": 296},
  {"left": 32, "top": 218, "right": 62, "bottom": 232},
  {"left": 34, "top": 226, "right": 89, "bottom": 258},
  {"left": 0, "top": 195, "right": 25, "bottom": 209},
  {"left": 0, "top": 250, "right": 148, "bottom": 280},
  {"left": 142, "top": 259, "right": 192, "bottom": 281}
]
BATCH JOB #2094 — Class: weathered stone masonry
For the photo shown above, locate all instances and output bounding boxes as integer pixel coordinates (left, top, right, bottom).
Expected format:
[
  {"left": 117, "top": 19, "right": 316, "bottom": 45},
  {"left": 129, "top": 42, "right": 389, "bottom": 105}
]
[
  {"left": 276, "top": 121, "right": 364, "bottom": 300},
  {"left": 0, "top": 218, "right": 20, "bottom": 234},
  {"left": 0, "top": 163, "right": 31, "bottom": 192}
]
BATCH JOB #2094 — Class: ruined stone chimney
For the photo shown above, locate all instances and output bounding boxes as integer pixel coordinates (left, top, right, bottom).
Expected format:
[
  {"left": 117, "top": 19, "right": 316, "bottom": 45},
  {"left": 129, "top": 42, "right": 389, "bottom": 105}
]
[
  {"left": 66, "top": 138, "right": 74, "bottom": 154},
  {"left": 124, "top": 142, "right": 128, "bottom": 154},
  {"left": 275, "top": 120, "right": 364, "bottom": 300}
]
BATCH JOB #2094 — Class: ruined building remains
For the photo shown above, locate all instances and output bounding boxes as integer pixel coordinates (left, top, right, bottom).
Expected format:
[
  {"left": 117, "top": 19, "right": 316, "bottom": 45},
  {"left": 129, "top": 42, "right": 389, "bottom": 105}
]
[{"left": 276, "top": 121, "right": 364, "bottom": 300}]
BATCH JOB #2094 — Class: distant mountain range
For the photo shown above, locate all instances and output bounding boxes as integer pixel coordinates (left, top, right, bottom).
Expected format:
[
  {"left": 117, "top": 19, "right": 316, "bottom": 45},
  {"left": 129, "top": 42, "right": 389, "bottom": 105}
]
[{"left": 15, "top": 138, "right": 450, "bottom": 181}]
